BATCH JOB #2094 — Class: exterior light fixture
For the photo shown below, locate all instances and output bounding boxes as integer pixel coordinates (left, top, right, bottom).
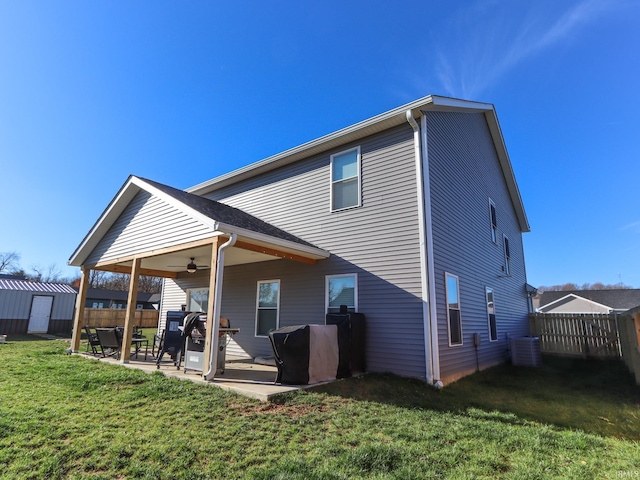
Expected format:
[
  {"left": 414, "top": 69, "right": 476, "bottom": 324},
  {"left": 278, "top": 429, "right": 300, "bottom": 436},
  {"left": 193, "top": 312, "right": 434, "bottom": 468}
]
[{"left": 186, "top": 258, "right": 197, "bottom": 273}]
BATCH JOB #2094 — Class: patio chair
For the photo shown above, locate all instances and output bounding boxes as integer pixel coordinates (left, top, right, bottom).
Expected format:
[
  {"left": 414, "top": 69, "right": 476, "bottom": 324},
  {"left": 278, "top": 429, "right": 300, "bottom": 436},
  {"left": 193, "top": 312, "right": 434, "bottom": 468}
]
[
  {"left": 151, "top": 330, "right": 164, "bottom": 358},
  {"left": 95, "top": 327, "right": 123, "bottom": 359},
  {"left": 84, "top": 326, "right": 101, "bottom": 355}
]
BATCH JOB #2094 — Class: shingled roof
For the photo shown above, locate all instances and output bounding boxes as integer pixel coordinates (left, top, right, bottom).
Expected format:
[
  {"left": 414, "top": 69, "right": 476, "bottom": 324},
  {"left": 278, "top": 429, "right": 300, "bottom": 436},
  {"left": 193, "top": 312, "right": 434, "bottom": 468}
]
[
  {"left": 538, "top": 289, "right": 640, "bottom": 312},
  {"left": 69, "top": 175, "right": 329, "bottom": 268},
  {"left": 138, "top": 177, "right": 317, "bottom": 249}
]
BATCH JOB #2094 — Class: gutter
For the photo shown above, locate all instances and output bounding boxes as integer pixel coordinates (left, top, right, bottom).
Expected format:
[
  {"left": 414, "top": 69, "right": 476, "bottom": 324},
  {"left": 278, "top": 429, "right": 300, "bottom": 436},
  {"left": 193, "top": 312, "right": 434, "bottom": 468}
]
[
  {"left": 406, "top": 110, "right": 442, "bottom": 388},
  {"left": 203, "top": 233, "right": 237, "bottom": 381}
]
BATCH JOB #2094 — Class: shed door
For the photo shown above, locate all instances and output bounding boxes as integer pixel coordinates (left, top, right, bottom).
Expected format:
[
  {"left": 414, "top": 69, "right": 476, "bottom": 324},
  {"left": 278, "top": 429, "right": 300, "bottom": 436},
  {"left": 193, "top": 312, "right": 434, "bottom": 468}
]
[{"left": 28, "top": 296, "right": 53, "bottom": 333}]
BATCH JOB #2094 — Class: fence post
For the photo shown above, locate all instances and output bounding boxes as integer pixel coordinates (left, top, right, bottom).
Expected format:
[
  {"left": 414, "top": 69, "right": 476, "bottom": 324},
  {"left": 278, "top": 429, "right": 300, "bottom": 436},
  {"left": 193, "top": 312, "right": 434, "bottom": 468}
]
[{"left": 529, "top": 314, "right": 536, "bottom": 336}]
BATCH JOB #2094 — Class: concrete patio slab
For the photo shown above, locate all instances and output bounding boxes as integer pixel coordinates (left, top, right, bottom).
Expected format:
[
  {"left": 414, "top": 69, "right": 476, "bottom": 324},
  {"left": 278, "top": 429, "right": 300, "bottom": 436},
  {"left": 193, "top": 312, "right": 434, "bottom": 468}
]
[{"left": 76, "top": 352, "right": 301, "bottom": 401}]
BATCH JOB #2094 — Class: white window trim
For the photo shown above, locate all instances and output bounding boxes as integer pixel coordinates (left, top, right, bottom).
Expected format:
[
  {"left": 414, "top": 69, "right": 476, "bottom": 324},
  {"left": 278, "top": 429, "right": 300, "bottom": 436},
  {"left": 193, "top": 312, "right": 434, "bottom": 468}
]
[
  {"left": 445, "top": 272, "right": 463, "bottom": 347},
  {"left": 486, "top": 286, "right": 498, "bottom": 342},
  {"left": 503, "top": 234, "right": 511, "bottom": 276},
  {"left": 325, "top": 273, "right": 358, "bottom": 316},
  {"left": 255, "top": 279, "right": 280, "bottom": 338},
  {"left": 330, "top": 146, "right": 362, "bottom": 212},
  {"left": 489, "top": 198, "right": 498, "bottom": 244},
  {"left": 186, "top": 288, "right": 209, "bottom": 313}
]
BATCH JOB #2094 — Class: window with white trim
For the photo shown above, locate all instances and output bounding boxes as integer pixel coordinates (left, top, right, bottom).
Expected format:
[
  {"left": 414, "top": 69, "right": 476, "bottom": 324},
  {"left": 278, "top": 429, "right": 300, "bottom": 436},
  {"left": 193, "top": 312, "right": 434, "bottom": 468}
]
[
  {"left": 446, "top": 273, "right": 462, "bottom": 346},
  {"left": 330, "top": 147, "right": 361, "bottom": 211},
  {"left": 255, "top": 280, "right": 280, "bottom": 337},
  {"left": 489, "top": 199, "right": 498, "bottom": 243},
  {"left": 503, "top": 235, "right": 511, "bottom": 276},
  {"left": 326, "top": 274, "right": 357, "bottom": 314},
  {"left": 187, "top": 288, "right": 209, "bottom": 312},
  {"left": 486, "top": 287, "right": 497, "bottom": 342}
]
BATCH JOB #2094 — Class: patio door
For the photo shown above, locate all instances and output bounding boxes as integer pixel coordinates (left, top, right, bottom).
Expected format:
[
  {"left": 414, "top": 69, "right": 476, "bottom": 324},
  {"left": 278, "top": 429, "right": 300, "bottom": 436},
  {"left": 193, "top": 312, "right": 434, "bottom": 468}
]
[{"left": 28, "top": 295, "right": 53, "bottom": 333}]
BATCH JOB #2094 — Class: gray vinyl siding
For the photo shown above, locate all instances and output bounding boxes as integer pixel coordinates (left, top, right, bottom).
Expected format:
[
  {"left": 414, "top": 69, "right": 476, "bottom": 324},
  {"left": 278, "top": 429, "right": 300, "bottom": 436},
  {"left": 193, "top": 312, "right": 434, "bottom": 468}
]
[
  {"left": 85, "top": 190, "right": 215, "bottom": 265},
  {"left": 426, "top": 111, "right": 529, "bottom": 383},
  {"left": 180, "top": 124, "right": 428, "bottom": 378}
]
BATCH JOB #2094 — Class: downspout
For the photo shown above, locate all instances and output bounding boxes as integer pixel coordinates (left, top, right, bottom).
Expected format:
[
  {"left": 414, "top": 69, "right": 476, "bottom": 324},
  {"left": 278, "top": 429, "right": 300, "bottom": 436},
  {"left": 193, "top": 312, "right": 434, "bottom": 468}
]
[
  {"left": 406, "top": 110, "right": 442, "bottom": 387},
  {"left": 203, "top": 233, "right": 237, "bottom": 381}
]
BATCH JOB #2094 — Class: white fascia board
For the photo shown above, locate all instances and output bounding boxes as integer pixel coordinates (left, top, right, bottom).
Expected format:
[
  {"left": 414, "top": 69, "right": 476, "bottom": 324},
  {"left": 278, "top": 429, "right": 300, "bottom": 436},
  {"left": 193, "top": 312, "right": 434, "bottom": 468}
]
[
  {"left": 188, "top": 95, "right": 502, "bottom": 196},
  {"left": 482, "top": 109, "right": 530, "bottom": 233},
  {"left": 216, "top": 222, "right": 330, "bottom": 260},
  {"left": 132, "top": 177, "right": 219, "bottom": 230},
  {"left": 69, "top": 175, "right": 141, "bottom": 266},
  {"left": 69, "top": 176, "right": 220, "bottom": 267},
  {"left": 69, "top": 175, "right": 327, "bottom": 268},
  {"left": 187, "top": 96, "right": 529, "bottom": 235}
]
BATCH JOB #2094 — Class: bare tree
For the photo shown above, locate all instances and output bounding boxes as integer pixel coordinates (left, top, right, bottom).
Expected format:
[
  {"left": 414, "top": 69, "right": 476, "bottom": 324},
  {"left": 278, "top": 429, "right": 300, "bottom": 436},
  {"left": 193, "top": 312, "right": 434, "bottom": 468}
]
[
  {"left": 0, "top": 251, "right": 21, "bottom": 274},
  {"left": 87, "top": 270, "right": 163, "bottom": 293},
  {"left": 30, "top": 264, "right": 64, "bottom": 283},
  {"left": 139, "top": 275, "right": 164, "bottom": 293},
  {"left": 539, "top": 282, "right": 633, "bottom": 292}
]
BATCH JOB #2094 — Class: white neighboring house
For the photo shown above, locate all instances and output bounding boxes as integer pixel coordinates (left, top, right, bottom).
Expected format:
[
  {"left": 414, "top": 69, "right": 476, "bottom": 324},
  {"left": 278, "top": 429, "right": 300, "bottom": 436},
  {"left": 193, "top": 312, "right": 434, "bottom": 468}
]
[{"left": 537, "top": 289, "right": 640, "bottom": 314}]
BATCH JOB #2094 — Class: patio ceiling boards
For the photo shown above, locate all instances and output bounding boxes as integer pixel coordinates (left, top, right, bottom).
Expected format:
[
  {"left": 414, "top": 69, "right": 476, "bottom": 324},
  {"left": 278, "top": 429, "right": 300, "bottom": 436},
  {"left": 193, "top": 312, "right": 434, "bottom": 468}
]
[{"left": 68, "top": 175, "right": 330, "bottom": 276}]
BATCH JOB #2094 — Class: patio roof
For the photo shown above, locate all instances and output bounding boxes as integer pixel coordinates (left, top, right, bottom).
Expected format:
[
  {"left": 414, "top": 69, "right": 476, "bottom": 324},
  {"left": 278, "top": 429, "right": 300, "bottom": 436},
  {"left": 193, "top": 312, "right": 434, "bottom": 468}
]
[
  {"left": 68, "top": 175, "right": 330, "bottom": 277},
  {"left": 68, "top": 176, "right": 330, "bottom": 378}
]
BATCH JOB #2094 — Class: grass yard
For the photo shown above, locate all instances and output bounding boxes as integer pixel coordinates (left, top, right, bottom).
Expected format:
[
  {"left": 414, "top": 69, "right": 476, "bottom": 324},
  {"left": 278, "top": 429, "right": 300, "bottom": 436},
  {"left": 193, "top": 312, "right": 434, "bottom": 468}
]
[{"left": 0, "top": 336, "right": 639, "bottom": 479}]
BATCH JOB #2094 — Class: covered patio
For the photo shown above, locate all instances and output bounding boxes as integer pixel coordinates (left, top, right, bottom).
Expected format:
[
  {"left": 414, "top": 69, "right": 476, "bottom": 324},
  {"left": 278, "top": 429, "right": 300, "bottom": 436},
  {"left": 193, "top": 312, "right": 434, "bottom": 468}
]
[
  {"left": 78, "top": 350, "right": 301, "bottom": 401},
  {"left": 69, "top": 175, "right": 330, "bottom": 392}
]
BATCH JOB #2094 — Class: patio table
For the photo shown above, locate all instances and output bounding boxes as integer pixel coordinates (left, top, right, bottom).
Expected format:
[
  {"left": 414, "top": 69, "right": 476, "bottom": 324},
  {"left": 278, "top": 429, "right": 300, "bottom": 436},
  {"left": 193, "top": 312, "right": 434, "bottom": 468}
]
[{"left": 131, "top": 337, "right": 149, "bottom": 360}]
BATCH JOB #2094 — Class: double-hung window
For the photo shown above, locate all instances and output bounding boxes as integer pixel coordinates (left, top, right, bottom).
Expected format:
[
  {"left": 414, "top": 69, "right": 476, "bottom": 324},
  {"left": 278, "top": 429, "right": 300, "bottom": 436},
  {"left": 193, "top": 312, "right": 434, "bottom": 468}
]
[
  {"left": 503, "top": 235, "right": 511, "bottom": 276},
  {"left": 330, "top": 147, "right": 361, "bottom": 211},
  {"left": 486, "top": 287, "right": 497, "bottom": 342},
  {"left": 489, "top": 199, "right": 498, "bottom": 243},
  {"left": 255, "top": 280, "right": 280, "bottom": 337},
  {"left": 446, "top": 273, "right": 463, "bottom": 346},
  {"left": 326, "top": 274, "right": 357, "bottom": 314}
]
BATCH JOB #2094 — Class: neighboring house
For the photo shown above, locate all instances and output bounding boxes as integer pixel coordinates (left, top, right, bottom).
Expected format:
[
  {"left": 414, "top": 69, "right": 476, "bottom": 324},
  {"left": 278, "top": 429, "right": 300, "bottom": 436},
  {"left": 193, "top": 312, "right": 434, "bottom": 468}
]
[
  {"left": 69, "top": 95, "right": 531, "bottom": 385},
  {"left": 537, "top": 289, "right": 640, "bottom": 314},
  {"left": 0, "top": 275, "right": 77, "bottom": 334},
  {"left": 75, "top": 287, "right": 160, "bottom": 310}
]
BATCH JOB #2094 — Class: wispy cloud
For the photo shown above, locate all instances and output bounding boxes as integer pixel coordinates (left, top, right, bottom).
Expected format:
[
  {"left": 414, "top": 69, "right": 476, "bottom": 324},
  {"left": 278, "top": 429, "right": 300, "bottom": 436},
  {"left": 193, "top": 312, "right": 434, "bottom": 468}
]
[
  {"left": 620, "top": 221, "right": 640, "bottom": 233},
  {"left": 435, "top": 0, "right": 622, "bottom": 98}
]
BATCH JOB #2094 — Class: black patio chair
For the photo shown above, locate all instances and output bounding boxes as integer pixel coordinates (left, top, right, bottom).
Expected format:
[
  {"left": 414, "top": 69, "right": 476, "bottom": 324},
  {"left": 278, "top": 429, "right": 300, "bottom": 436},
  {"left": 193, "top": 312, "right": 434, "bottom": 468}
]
[
  {"left": 151, "top": 330, "right": 165, "bottom": 358},
  {"left": 84, "top": 326, "right": 101, "bottom": 355},
  {"left": 95, "top": 327, "right": 123, "bottom": 359}
]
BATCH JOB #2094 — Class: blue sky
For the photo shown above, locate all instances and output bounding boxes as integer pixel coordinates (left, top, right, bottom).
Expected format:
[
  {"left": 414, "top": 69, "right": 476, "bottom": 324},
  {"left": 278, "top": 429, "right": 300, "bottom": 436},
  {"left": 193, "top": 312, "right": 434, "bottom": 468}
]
[{"left": 1, "top": 0, "right": 639, "bottom": 288}]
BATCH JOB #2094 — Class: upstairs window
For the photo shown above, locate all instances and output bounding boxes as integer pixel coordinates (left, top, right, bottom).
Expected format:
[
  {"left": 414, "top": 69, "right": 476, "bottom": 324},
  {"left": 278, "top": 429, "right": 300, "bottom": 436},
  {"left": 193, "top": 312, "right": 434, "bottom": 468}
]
[
  {"left": 331, "top": 147, "right": 361, "bottom": 211},
  {"left": 446, "top": 273, "right": 463, "bottom": 346},
  {"left": 503, "top": 235, "right": 511, "bottom": 276},
  {"left": 486, "top": 287, "right": 497, "bottom": 342},
  {"left": 326, "top": 274, "right": 358, "bottom": 314},
  {"left": 255, "top": 280, "right": 280, "bottom": 337},
  {"left": 489, "top": 199, "right": 498, "bottom": 243}
]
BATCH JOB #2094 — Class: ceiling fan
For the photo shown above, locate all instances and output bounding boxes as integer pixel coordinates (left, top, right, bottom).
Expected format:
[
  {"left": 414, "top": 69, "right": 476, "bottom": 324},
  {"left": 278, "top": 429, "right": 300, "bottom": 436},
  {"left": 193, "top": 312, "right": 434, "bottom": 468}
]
[{"left": 168, "top": 257, "right": 209, "bottom": 273}]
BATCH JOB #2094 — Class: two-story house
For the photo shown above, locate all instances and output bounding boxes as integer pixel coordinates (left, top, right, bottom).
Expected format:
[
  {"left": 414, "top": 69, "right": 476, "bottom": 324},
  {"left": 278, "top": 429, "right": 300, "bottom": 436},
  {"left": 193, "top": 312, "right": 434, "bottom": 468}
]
[{"left": 69, "top": 94, "right": 531, "bottom": 386}]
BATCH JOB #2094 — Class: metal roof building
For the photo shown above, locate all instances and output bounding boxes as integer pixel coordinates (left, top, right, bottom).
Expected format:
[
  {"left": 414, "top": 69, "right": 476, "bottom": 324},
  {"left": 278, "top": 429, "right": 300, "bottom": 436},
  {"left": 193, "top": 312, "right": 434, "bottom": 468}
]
[{"left": 0, "top": 276, "right": 77, "bottom": 335}]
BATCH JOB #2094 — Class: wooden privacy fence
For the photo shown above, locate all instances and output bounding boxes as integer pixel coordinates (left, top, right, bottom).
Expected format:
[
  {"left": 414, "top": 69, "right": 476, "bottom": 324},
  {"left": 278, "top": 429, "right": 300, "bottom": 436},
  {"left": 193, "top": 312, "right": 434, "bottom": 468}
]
[
  {"left": 618, "top": 309, "right": 640, "bottom": 385},
  {"left": 83, "top": 308, "right": 159, "bottom": 328},
  {"left": 529, "top": 313, "right": 621, "bottom": 358}
]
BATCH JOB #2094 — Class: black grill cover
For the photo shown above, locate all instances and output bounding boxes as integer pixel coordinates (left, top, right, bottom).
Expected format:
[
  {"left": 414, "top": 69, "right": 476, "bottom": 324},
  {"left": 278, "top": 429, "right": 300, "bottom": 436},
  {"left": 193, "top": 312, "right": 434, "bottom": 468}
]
[
  {"left": 326, "top": 312, "right": 366, "bottom": 375},
  {"left": 156, "top": 311, "right": 187, "bottom": 367},
  {"left": 268, "top": 325, "right": 310, "bottom": 385},
  {"left": 324, "top": 314, "right": 351, "bottom": 378}
]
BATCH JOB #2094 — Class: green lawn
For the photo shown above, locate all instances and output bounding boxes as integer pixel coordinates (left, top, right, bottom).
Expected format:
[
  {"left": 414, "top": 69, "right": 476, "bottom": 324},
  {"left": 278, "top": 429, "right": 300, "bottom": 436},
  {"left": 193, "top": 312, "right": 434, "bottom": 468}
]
[{"left": 0, "top": 335, "right": 639, "bottom": 479}]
